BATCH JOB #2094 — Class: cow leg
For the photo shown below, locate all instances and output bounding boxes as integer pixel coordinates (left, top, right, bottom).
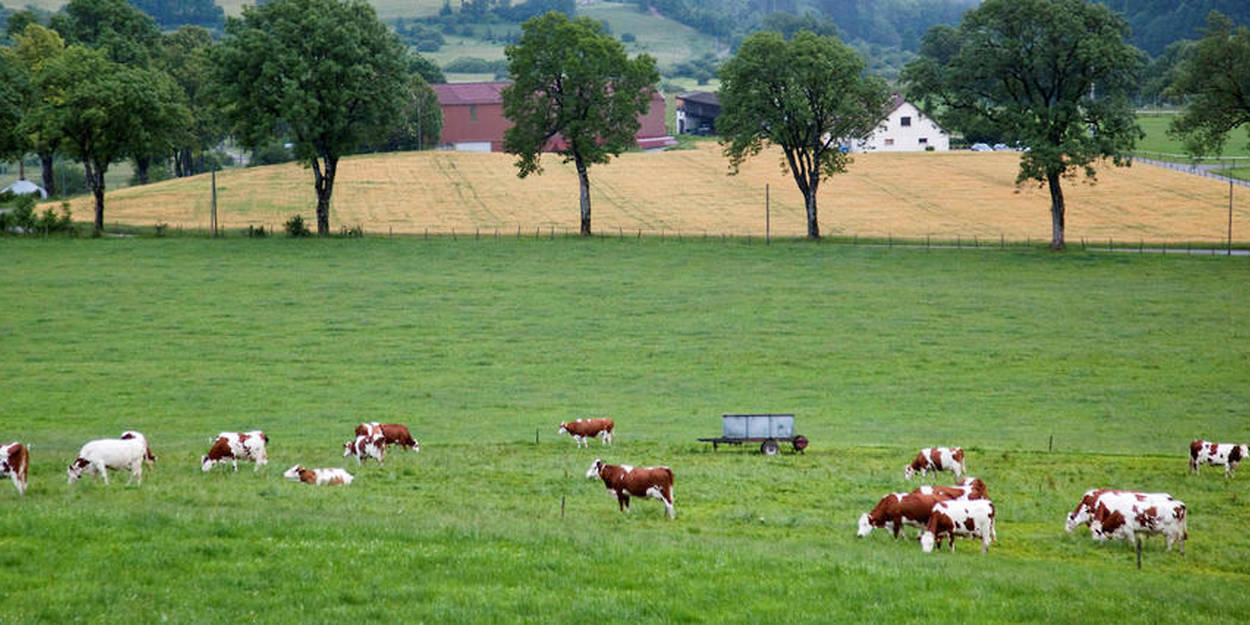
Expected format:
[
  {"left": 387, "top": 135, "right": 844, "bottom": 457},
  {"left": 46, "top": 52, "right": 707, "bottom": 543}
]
[
  {"left": 11, "top": 473, "right": 25, "bottom": 496},
  {"left": 618, "top": 493, "right": 630, "bottom": 513},
  {"left": 97, "top": 463, "right": 109, "bottom": 486},
  {"left": 981, "top": 532, "right": 990, "bottom": 554},
  {"left": 232, "top": 458, "right": 239, "bottom": 472}
]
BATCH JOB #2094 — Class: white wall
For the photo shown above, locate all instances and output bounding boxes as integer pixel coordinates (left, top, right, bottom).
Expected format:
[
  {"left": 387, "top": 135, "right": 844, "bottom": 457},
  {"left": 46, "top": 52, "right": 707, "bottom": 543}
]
[{"left": 857, "top": 101, "right": 949, "bottom": 152}]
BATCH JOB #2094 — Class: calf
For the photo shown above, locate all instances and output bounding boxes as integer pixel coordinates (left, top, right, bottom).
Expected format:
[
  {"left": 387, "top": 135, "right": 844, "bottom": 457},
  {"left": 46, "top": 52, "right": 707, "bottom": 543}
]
[
  {"left": 283, "top": 465, "right": 354, "bottom": 486},
  {"left": 1, "top": 442, "right": 29, "bottom": 496},
  {"left": 586, "top": 458, "right": 674, "bottom": 519},
  {"left": 904, "top": 446, "right": 966, "bottom": 479},
  {"left": 343, "top": 432, "right": 386, "bottom": 465},
  {"left": 67, "top": 431, "right": 152, "bottom": 486},
  {"left": 1189, "top": 440, "right": 1248, "bottom": 478},
  {"left": 355, "top": 422, "right": 419, "bottom": 452},
  {"left": 921, "top": 498, "right": 997, "bottom": 553},
  {"left": 201, "top": 430, "right": 269, "bottom": 472},
  {"left": 559, "top": 418, "right": 614, "bottom": 448}
]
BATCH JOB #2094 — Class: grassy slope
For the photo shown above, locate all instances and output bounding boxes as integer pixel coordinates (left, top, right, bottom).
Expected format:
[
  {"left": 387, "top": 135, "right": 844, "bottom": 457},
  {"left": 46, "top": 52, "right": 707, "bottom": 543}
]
[
  {"left": 1, "top": 239, "right": 1248, "bottom": 623},
  {"left": 1136, "top": 114, "right": 1250, "bottom": 157}
]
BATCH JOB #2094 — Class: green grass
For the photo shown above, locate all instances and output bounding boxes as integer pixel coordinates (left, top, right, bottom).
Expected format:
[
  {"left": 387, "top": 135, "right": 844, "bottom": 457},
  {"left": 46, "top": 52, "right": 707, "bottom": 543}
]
[
  {"left": 1, "top": 238, "right": 1248, "bottom": 623},
  {"left": 1136, "top": 113, "right": 1250, "bottom": 159}
]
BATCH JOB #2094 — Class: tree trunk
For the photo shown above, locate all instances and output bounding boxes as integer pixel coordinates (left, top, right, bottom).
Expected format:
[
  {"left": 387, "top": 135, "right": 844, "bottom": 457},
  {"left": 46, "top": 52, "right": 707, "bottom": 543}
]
[
  {"left": 805, "top": 172, "right": 821, "bottom": 239},
  {"left": 575, "top": 155, "right": 592, "bottom": 236},
  {"left": 1047, "top": 171, "right": 1066, "bottom": 250},
  {"left": 85, "top": 159, "right": 107, "bottom": 236},
  {"left": 311, "top": 154, "right": 338, "bottom": 235},
  {"left": 135, "top": 155, "right": 151, "bottom": 185},
  {"left": 18, "top": 159, "right": 24, "bottom": 181},
  {"left": 40, "top": 152, "right": 55, "bottom": 197}
]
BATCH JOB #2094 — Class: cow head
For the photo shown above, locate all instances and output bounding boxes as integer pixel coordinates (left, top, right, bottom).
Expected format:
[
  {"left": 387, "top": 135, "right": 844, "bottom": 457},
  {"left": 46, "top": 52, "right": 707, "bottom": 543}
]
[
  {"left": 66, "top": 457, "right": 90, "bottom": 484},
  {"left": 856, "top": 513, "right": 874, "bottom": 537},
  {"left": 342, "top": 441, "right": 355, "bottom": 457},
  {"left": 201, "top": 455, "right": 217, "bottom": 472},
  {"left": 282, "top": 465, "right": 305, "bottom": 481},
  {"left": 903, "top": 464, "right": 917, "bottom": 480},
  {"left": 586, "top": 459, "right": 605, "bottom": 479},
  {"left": 920, "top": 531, "right": 937, "bottom": 552},
  {"left": 958, "top": 477, "right": 988, "bottom": 499},
  {"left": 558, "top": 423, "right": 569, "bottom": 435}
]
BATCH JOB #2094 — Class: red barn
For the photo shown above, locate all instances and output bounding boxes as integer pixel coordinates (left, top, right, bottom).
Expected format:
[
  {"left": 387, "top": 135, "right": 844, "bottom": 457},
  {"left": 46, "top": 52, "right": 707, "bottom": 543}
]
[{"left": 432, "top": 81, "right": 675, "bottom": 152}]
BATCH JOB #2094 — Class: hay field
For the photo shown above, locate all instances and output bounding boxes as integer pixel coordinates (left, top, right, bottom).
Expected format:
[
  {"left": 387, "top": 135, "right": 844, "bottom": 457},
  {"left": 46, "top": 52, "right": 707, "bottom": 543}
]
[{"left": 79, "top": 142, "right": 1249, "bottom": 243}]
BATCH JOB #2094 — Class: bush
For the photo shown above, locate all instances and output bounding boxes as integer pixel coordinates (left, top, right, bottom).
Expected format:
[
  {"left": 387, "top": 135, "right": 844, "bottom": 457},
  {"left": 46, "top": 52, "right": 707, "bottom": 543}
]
[
  {"left": 340, "top": 224, "right": 364, "bottom": 238},
  {"left": 444, "top": 57, "right": 508, "bottom": 74},
  {"left": 1, "top": 197, "right": 74, "bottom": 235},
  {"left": 284, "top": 215, "right": 312, "bottom": 237},
  {"left": 250, "top": 142, "right": 294, "bottom": 167},
  {"left": 620, "top": 32, "right": 636, "bottom": 43},
  {"left": 246, "top": 224, "right": 268, "bottom": 238}
]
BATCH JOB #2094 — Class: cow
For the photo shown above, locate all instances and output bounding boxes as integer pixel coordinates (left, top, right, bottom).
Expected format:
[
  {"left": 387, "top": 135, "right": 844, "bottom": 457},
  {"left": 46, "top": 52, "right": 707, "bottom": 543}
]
[
  {"left": 904, "top": 447, "right": 966, "bottom": 480},
  {"left": 585, "top": 458, "right": 674, "bottom": 519},
  {"left": 1, "top": 442, "right": 29, "bottom": 496},
  {"left": 558, "top": 418, "right": 614, "bottom": 448},
  {"left": 1189, "top": 440, "right": 1249, "bottom": 478},
  {"left": 343, "top": 432, "right": 386, "bottom": 465},
  {"left": 921, "top": 498, "right": 997, "bottom": 554},
  {"left": 355, "top": 422, "right": 419, "bottom": 452},
  {"left": 67, "top": 431, "right": 153, "bottom": 486},
  {"left": 283, "top": 465, "right": 354, "bottom": 486},
  {"left": 201, "top": 431, "right": 269, "bottom": 472},
  {"left": 858, "top": 478, "right": 989, "bottom": 539}
]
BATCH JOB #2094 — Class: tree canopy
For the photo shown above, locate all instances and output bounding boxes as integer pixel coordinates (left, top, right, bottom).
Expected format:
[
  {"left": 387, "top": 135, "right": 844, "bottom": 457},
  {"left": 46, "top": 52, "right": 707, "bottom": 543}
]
[
  {"left": 129, "top": 0, "right": 224, "bottom": 30},
  {"left": 502, "top": 12, "right": 659, "bottom": 236},
  {"left": 50, "top": 0, "right": 161, "bottom": 67},
  {"left": 0, "top": 50, "right": 29, "bottom": 164},
  {"left": 903, "top": 0, "right": 1144, "bottom": 250},
  {"left": 1167, "top": 11, "right": 1250, "bottom": 157},
  {"left": 215, "top": 0, "right": 409, "bottom": 235},
  {"left": 717, "top": 29, "right": 890, "bottom": 239}
]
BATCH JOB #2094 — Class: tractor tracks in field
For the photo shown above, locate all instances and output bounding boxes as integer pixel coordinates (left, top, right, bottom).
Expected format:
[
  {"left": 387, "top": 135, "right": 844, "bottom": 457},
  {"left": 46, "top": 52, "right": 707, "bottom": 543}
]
[{"left": 434, "top": 155, "right": 502, "bottom": 226}]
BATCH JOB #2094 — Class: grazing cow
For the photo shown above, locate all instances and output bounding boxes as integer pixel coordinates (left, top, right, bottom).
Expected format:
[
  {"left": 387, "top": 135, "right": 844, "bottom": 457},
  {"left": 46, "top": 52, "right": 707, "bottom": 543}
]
[
  {"left": 1189, "top": 440, "right": 1249, "bottom": 478},
  {"left": 858, "top": 478, "right": 989, "bottom": 539},
  {"left": 343, "top": 432, "right": 386, "bottom": 465},
  {"left": 355, "top": 422, "right": 419, "bottom": 452},
  {"left": 921, "top": 498, "right": 997, "bottom": 553},
  {"left": 67, "top": 431, "right": 153, "bottom": 486},
  {"left": 1068, "top": 489, "right": 1188, "bottom": 553},
  {"left": 1, "top": 442, "right": 29, "bottom": 496},
  {"left": 904, "top": 447, "right": 966, "bottom": 479},
  {"left": 586, "top": 458, "right": 674, "bottom": 518},
  {"left": 283, "top": 465, "right": 354, "bottom": 486},
  {"left": 559, "top": 418, "right": 614, "bottom": 448},
  {"left": 201, "top": 430, "right": 269, "bottom": 472}
]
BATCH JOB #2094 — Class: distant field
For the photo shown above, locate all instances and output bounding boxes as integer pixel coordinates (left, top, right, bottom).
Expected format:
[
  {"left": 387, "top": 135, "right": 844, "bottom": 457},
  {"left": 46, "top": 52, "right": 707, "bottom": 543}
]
[
  {"left": 1136, "top": 113, "right": 1250, "bottom": 158},
  {"left": 67, "top": 142, "right": 1250, "bottom": 244},
  {"left": 1, "top": 239, "right": 1247, "bottom": 623}
]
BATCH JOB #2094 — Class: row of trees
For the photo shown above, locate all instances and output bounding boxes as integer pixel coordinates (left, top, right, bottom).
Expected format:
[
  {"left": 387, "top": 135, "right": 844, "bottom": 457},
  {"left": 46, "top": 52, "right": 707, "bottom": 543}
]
[{"left": 0, "top": 0, "right": 442, "bottom": 236}]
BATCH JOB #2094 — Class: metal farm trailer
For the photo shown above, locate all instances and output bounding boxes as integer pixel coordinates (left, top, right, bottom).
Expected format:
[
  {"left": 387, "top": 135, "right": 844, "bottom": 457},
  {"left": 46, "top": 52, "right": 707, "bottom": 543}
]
[{"left": 698, "top": 413, "right": 808, "bottom": 455}]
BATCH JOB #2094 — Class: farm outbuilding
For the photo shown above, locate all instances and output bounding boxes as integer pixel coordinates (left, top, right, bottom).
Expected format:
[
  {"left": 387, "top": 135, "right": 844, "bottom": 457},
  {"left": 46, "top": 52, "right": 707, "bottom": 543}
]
[
  {"left": 853, "top": 94, "right": 950, "bottom": 152},
  {"left": 675, "top": 91, "right": 721, "bottom": 135},
  {"left": 432, "top": 81, "right": 676, "bottom": 152}
]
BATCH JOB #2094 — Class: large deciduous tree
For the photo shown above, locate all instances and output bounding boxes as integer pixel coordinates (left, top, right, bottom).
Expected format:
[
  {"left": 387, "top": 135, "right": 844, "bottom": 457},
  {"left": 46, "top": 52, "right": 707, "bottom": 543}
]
[
  {"left": 215, "top": 0, "right": 409, "bottom": 235},
  {"left": 0, "top": 49, "right": 31, "bottom": 170},
  {"left": 159, "top": 26, "right": 223, "bottom": 178},
  {"left": 903, "top": 0, "right": 1144, "bottom": 251},
  {"left": 31, "top": 45, "right": 190, "bottom": 235},
  {"left": 502, "top": 12, "right": 659, "bottom": 236},
  {"left": 49, "top": 0, "right": 161, "bottom": 66},
  {"left": 1168, "top": 11, "right": 1250, "bottom": 156},
  {"left": 717, "top": 30, "right": 890, "bottom": 240},
  {"left": 10, "top": 23, "right": 66, "bottom": 196}
]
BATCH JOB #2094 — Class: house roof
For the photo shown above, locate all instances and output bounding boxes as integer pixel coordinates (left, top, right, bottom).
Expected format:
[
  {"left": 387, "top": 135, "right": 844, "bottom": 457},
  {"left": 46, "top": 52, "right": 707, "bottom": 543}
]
[
  {"left": 432, "top": 81, "right": 510, "bottom": 106},
  {"left": 886, "top": 93, "right": 907, "bottom": 114},
  {"left": 680, "top": 91, "right": 720, "bottom": 106}
]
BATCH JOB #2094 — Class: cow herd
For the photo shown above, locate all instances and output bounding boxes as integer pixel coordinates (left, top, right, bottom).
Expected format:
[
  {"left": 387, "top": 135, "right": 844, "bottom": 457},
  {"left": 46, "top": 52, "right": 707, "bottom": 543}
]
[{"left": 0, "top": 424, "right": 1244, "bottom": 559}]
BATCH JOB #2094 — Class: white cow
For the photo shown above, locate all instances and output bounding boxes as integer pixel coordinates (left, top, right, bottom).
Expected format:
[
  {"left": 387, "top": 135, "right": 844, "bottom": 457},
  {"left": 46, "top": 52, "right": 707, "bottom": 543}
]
[
  {"left": 921, "top": 498, "right": 997, "bottom": 553},
  {"left": 67, "top": 431, "right": 153, "bottom": 486}
]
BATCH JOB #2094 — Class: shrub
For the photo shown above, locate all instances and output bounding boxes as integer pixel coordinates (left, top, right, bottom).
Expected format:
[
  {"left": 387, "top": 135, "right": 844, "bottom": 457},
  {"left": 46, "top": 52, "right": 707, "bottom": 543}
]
[
  {"left": 620, "top": 32, "right": 636, "bottom": 43},
  {"left": 250, "top": 142, "right": 294, "bottom": 167},
  {"left": 340, "top": 224, "right": 364, "bottom": 238},
  {"left": 284, "top": 215, "right": 312, "bottom": 237},
  {"left": 154, "top": 222, "right": 168, "bottom": 237},
  {"left": 247, "top": 224, "right": 269, "bottom": 238}
]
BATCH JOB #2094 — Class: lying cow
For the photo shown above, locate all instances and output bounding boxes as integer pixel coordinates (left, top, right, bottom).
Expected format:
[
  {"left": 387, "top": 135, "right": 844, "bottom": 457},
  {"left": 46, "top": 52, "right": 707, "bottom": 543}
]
[
  {"left": 283, "top": 465, "right": 354, "bottom": 486},
  {"left": 905, "top": 446, "right": 966, "bottom": 479},
  {"left": 921, "top": 498, "right": 997, "bottom": 554},
  {"left": 343, "top": 432, "right": 386, "bottom": 465},
  {"left": 858, "top": 478, "right": 988, "bottom": 539},
  {"left": 559, "top": 418, "right": 614, "bottom": 448},
  {"left": 1189, "top": 440, "right": 1248, "bottom": 478},
  {"left": 1, "top": 442, "right": 29, "bottom": 496},
  {"left": 586, "top": 458, "right": 674, "bottom": 519},
  {"left": 356, "top": 422, "right": 419, "bottom": 452},
  {"left": 1067, "top": 488, "right": 1187, "bottom": 553},
  {"left": 201, "top": 430, "right": 269, "bottom": 472},
  {"left": 67, "top": 431, "right": 153, "bottom": 486}
]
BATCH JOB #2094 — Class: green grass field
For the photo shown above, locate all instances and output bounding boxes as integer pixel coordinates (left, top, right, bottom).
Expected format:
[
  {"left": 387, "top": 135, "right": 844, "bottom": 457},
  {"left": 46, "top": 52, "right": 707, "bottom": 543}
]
[
  {"left": 1, "top": 238, "right": 1249, "bottom": 623},
  {"left": 1136, "top": 113, "right": 1250, "bottom": 159}
]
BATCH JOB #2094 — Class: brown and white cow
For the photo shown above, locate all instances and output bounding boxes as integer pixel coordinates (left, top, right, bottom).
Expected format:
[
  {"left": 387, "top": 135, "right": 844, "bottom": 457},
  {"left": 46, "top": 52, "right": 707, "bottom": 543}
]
[
  {"left": 559, "top": 418, "right": 614, "bottom": 448},
  {"left": 283, "top": 465, "right": 354, "bottom": 486},
  {"left": 343, "top": 432, "right": 386, "bottom": 465},
  {"left": 904, "top": 446, "right": 966, "bottom": 480},
  {"left": 858, "top": 478, "right": 988, "bottom": 539},
  {"left": 1189, "top": 440, "right": 1249, "bottom": 478},
  {"left": 1066, "top": 488, "right": 1188, "bottom": 553},
  {"left": 586, "top": 458, "right": 674, "bottom": 518},
  {"left": 1, "top": 442, "right": 29, "bottom": 496},
  {"left": 355, "top": 422, "right": 419, "bottom": 452},
  {"left": 201, "top": 430, "right": 269, "bottom": 472},
  {"left": 921, "top": 498, "right": 997, "bottom": 553}
]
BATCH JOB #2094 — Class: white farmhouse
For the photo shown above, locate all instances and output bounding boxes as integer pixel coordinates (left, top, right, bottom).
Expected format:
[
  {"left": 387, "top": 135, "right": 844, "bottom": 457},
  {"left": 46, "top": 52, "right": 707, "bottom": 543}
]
[{"left": 854, "top": 95, "right": 949, "bottom": 152}]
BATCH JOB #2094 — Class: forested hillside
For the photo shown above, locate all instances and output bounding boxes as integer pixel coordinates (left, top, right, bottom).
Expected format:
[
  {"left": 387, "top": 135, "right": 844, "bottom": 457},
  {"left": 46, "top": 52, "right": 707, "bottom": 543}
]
[{"left": 1094, "top": 0, "right": 1250, "bottom": 55}]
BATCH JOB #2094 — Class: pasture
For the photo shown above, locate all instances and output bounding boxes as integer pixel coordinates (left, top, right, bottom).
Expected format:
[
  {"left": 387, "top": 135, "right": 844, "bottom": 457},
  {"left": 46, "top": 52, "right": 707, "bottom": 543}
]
[
  {"left": 1, "top": 238, "right": 1248, "bottom": 623},
  {"left": 61, "top": 143, "right": 1250, "bottom": 245}
]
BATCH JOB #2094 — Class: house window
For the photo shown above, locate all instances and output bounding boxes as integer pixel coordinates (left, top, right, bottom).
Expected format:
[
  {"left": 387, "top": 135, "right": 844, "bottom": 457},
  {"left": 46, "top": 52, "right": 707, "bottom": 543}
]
[
  {"left": 884, "top": 138, "right": 894, "bottom": 146},
  {"left": 469, "top": 104, "right": 478, "bottom": 122},
  {"left": 918, "top": 137, "right": 928, "bottom": 144},
  {"left": 900, "top": 116, "right": 911, "bottom": 127}
]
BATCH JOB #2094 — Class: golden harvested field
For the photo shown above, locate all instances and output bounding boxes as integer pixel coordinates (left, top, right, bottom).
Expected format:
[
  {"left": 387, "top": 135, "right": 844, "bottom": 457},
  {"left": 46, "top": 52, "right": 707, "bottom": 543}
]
[{"left": 74, "top": 142, "right": 1249, "bottom": 242}]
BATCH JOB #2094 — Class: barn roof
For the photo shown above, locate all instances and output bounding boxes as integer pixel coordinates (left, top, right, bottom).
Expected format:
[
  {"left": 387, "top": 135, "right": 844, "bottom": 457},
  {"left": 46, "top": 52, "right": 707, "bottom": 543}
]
[
  {"left": 680, "top": 91, "right": 720, "bottom": 106},
  {"left": 432, "top": 81, "right": 510, "bottom": 106}
]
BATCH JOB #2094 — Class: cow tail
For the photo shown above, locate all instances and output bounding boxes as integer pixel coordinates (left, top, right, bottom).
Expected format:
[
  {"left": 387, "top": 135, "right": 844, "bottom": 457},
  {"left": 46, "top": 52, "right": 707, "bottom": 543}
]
[
  {"left": 17, "top": 445, "right": 29, "bottom": 486},
  {"left": 663, "top": 467, "right": 675, "bottom": 504},
  {"left": 1179, "top": 504, "right": 1188, "bottom": 540}
]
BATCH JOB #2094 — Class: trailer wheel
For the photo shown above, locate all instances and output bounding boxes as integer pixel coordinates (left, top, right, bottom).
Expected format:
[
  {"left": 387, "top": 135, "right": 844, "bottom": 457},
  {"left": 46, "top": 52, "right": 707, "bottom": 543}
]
[
  {"left": 793, "top": 435, "right": 809, "bottom": 453},
  {"left": 761, "top": 439, "right": 780, "bottom": 455}
]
